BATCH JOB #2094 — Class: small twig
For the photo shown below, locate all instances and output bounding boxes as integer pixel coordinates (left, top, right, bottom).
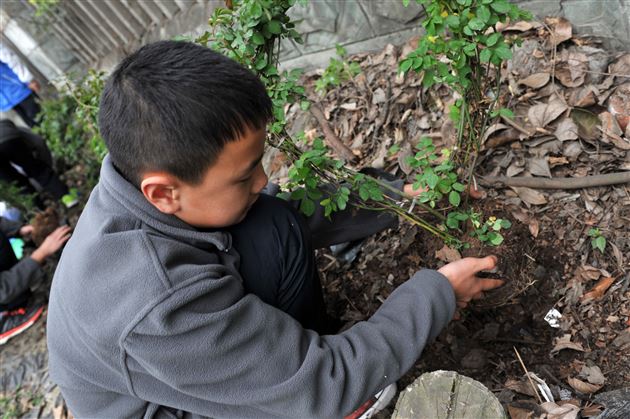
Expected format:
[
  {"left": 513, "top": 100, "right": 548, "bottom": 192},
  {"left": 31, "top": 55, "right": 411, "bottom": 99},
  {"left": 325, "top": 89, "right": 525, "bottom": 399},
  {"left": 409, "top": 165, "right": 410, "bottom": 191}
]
[
  {"left": 500, "top": 116, "right": 533, "bottom": 137},
  {"left": 309, "top": 103, "right": 357, "bottom": 163},
  {"left": 514, "top": 346, "right": 544, "bottom": 404},
  {"left": 480, "top": 172, "right": 630, "bottom": 189}
]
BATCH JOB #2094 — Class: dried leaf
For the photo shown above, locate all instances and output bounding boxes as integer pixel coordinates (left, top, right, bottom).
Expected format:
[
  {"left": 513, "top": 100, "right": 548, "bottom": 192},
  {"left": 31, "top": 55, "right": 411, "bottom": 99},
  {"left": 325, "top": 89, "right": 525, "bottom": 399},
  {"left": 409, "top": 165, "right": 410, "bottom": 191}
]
[
  {"left": 608, "top": 54, "right": 630, "bottom": 82},
  {"left": 507, "top": 405, "right": 536, "bottom": 419},
  {"left": 497, "top": 20, "right": 535, "bottom": 32},
  {"left": 528, "top": 97, "right": 568, "bottom": 128},
  {"left": 552, "top": 334, "right": 585, "bottom": 353},
  {"left": 554, "top": 118, "right": 579, "bottom": 141},
  {"left": 507, "top": 163, "right": 525, "bottom": 177},
  {"left": 528, "top": 218, "right": 540, "bottom": 238},
  {"left": 540, "top": 402, "right": 579, "bottom": 419},
  {"left": 570, "top": 108, "right": 600, "bottom": 141},
  {"left": 580, "top": 365, "right": 606, "bottom": 385},
  {"left": 549, "top": 156, "right": 569, "bottom": 167},
  {"left": 512, "top": 187, "right": 548, "bottom": 205},
  {"left": 568, "top": 86, "right": 598, "bottom": 107},
  {"left": 528, "top": 157, "right": 552, "bottom": 178},
  {"left": 398, "top": 142, "right": 413, "bottom": 175},
  {"left": 581, "top": 277, "right": 615, "bottom": 303},
  {"left": 340, "top": 102, "right": 358, "bottom": 111},
  {"left": 546, "top": 17, "right": 573, "bottom": 46},
  {"left": 607, "top": 82, "right": 630, "bottom": 132},
  {"left": 371, "top": 87, "right": 387, "bottom": 104},
  {"left": 435, "top": 245, "right": 462, "bottom": 263},
  {"left": 518, "top": 72, "right": 550, "bottom": 89},
  {"left": 505, "top": 378, "right": 537, "bottom": 397},
  {"left": 610, "top": 242, "right": 624, "bottom": 268},
  {"left": 567, "top": 377, "right": 603, "bottom": 394},
  {"left": 556, "top": 51, "right": 588, "bottom": 88}
]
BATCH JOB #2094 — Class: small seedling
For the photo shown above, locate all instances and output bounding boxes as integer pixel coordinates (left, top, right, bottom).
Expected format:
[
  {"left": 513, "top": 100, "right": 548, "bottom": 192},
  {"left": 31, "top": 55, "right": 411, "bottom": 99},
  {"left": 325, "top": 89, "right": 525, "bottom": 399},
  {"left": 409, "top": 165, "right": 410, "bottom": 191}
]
[
  {"left": 588, "top": 228, "right": 606, "bottom": 253},
  {"left": 315, "top": 44, "right": 361, "bottom": 94}
]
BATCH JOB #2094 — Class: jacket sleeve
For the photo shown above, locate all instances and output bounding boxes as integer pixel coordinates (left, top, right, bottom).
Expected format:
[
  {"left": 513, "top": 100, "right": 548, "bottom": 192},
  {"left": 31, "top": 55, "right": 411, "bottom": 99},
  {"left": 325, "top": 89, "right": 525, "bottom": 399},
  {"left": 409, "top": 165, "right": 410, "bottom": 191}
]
[
  {"left": 0, "top": 258, "right": 44, "bottom": 305},
  {"left": 122, "top": 269, "right": 455, "bottom": 418},
  {"left": 0, "top": 43, "right": 33, "bottom": 84},
  {"left": 262, "top": 178, "right": 404, "bottom": 249}
]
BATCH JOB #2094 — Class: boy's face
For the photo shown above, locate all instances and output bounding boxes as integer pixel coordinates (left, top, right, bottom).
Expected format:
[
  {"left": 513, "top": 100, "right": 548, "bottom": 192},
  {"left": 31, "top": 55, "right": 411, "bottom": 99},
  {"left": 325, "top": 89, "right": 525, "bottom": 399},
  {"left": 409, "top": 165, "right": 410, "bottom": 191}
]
[{"left": 143, "top": 126, "right": 268, "bottom": 228}]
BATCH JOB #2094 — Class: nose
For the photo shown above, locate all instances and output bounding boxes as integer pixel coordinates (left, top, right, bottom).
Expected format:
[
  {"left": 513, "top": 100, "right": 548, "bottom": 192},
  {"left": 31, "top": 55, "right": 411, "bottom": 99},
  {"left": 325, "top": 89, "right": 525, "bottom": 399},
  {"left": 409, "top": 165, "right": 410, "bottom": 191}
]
[{"left": 252, "top": 164, "right": 268, "bottom": 194}]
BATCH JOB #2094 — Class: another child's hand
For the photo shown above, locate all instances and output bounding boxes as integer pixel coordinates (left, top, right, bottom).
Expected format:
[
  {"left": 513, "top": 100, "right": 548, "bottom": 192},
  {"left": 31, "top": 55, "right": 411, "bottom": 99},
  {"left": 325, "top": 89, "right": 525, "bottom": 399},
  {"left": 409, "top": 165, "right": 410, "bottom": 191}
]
[
  {"left": 30, "top": 225, "right": 72, "bottom": 264},
  {"left": 438, "top": 256, "right": 503, "bottom": 311},
  {"left": 19, "top": 225, "right": 34, "bottom": 237}
]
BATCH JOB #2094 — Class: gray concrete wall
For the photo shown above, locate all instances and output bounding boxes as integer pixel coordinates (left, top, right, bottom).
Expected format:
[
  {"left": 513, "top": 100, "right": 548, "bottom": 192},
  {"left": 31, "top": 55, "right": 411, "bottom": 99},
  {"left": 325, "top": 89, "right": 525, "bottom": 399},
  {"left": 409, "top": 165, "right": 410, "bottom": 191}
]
[{"left": 2, "top": 0, "right": 629, "bottom": 84}]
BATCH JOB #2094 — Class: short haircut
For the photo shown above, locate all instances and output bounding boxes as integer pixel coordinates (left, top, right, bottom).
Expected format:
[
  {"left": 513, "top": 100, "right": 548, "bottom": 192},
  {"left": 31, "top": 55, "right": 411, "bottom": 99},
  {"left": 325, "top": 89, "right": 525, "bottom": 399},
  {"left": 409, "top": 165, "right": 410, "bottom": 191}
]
[{"left": 99, "top": 40, "right": 272, "bottom": 187}]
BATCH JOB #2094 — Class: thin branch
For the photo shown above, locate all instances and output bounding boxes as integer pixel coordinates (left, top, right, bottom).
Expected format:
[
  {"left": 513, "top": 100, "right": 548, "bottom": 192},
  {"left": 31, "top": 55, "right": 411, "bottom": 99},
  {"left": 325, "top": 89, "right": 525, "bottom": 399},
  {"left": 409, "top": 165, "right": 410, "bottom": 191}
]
[{"left": 480, "top": 172, "right": 630, "bottom": 189}]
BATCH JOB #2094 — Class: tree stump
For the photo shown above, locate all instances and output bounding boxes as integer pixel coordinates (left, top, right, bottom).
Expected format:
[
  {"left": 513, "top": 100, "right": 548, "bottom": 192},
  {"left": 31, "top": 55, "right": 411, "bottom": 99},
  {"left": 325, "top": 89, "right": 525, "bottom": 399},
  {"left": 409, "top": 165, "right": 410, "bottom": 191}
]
[{"left": 392, "top": 370, "right": 505, "bottom": 419}]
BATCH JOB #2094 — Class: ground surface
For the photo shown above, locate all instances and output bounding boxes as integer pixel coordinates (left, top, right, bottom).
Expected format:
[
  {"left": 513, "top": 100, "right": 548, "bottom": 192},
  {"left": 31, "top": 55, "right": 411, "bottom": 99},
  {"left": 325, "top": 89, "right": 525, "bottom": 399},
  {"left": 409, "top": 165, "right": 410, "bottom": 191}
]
[{"left": 1, "top": 17, "right": 629, "bottom": 419}]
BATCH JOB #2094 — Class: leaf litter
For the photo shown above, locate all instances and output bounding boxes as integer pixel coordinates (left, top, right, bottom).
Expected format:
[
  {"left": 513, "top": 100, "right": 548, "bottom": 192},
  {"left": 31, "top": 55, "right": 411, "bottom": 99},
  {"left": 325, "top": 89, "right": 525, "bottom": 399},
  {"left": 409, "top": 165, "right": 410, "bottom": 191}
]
[{"left": 280, "top": 14, "right": 630, "bottom": 419}]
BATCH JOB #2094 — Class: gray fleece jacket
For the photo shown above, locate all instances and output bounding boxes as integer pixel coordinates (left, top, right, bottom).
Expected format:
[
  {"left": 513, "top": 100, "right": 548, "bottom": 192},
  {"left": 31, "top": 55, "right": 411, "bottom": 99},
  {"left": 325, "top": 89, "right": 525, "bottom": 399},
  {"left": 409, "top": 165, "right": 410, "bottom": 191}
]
[{"left": 47, "top": 155, "right": 456, "bottom": 418}]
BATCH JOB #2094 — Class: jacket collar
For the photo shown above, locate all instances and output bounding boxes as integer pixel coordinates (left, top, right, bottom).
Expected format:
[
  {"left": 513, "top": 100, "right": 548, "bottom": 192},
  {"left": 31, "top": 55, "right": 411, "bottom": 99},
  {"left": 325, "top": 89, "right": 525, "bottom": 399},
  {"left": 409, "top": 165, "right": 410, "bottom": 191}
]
[{"left": 99, "top": 155, "right": 232, "bottom": 252}]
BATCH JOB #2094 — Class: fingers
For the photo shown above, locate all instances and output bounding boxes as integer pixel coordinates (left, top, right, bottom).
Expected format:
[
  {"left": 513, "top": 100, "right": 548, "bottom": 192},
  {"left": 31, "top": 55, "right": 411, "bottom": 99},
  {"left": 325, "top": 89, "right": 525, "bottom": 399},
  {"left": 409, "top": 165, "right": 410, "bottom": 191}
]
[
  {"left": 472, "top": 291, "right": 484, "bottom": 300},
  {"left": 457, "top": 301, "right": 468, "bottom": 308},
  {"left": 479, "top": 278, "right": 504, "bottom": 291}
]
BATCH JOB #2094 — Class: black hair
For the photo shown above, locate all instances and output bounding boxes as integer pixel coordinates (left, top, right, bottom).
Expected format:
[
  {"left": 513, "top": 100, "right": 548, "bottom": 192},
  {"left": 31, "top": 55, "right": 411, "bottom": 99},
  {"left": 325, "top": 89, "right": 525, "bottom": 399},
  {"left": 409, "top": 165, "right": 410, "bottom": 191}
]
[{"left": 98, "top": 40, "right": 272, "bottom": 187}]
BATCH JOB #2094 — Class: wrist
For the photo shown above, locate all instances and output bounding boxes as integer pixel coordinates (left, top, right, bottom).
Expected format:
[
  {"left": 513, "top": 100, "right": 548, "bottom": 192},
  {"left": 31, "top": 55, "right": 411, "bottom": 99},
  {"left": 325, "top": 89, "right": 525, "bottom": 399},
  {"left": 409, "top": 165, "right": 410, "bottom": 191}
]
[{"left": 30, "top": 249, "right": 47, "bottom": 264}]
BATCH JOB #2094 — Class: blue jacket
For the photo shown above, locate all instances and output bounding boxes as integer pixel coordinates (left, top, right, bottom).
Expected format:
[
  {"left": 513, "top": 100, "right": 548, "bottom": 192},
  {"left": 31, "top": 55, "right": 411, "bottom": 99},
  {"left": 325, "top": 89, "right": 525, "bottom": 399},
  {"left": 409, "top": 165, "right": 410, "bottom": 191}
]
[{"left": 0, "top": 61, "right": 32, "bottom": 112}]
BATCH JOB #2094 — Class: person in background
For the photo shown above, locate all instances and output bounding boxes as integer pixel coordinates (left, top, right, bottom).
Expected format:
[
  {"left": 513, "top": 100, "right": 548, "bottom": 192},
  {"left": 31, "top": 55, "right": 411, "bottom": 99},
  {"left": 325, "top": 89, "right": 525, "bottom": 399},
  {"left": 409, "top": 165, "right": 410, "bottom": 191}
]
[
  {"left": 0, "top": 42, "right": 42, "bottom": 128},
  {"left": 0, "top": 216, "right": 71, "bottom": 345},
  {"left": 0, "top": 119, "right": 78, "bottom": 208}
]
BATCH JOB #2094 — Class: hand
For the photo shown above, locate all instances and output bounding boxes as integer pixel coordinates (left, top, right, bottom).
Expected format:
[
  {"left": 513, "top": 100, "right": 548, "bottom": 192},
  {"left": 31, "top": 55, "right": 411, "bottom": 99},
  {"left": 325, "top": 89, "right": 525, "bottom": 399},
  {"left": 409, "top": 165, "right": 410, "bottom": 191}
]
[
  {"left": 30, "top": 225, "right": 72, "bottom": 264},
  {"left": 438, "top": 256, "right": 503, "bottom": 311},
  {"left": 19, "top": 225, "right": 34, "bottom": 237},
  {"left": 28, "top": 80, "right": 40, "bottom": 93}
]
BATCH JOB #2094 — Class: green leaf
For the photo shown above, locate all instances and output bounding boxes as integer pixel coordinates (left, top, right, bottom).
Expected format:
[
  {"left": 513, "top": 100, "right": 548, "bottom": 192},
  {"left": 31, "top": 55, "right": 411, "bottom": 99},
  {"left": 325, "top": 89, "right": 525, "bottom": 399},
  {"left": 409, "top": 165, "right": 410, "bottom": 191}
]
[
  {"left": 300, "top": 198, "right": 315, "bottom": 217},
  {"left": 588, "top": 228, "right": 599, "bottom": 237},
  {"left": 300, "top": 100, "right": 310, "bottom": 111},
  {"left": 491, "top": 1, "right": 511, "bottom": 13},
  {"left": 265, "top": 20, "right": 282, "bottom": 35},
  {"left": 445, "top": 15, "right": 460, "bottom": 27},
  {"left": 468, "top": 18, "right": 485, "bottom": 31},
  {"left": 446, "top": 217, "right": 460, "bottom": 229},
  {"left": 500, "top": 219, "right": 512, "bottom": 229},
  {"left": 337, "top": 195, "right": 348, "bottom": 210},
  {"left": 593, "top": 236, "right": 606, "bottom": 253},
  {"left": 499, "top": 108, "right": 514, "bottom": 118},
  {"left": 402, "top": 0, "right": 410, "bottom": 6},
  {"left": 425, "top": 171, "right": 440, "bottom": 189},
  {"left": 486, "top": 32, "right": 501, "bottom": 47},
  {"left": 495, "top": 45, "right": 513, "bottom": 60},
  {"left": 359, "top": 186, "right": 370, "bottom": 201},
  {"left": 251, "top": 31, "right": 265, "bottom": 45},
  {"left": 290, "top": 188, "right": 305, "bottom": 200},
  {"left": 449, "top": 191, "right": 461, "bottom": 206},
  {"left": 452, "top": 182, "right": 466, "bottom": 192},
  {"left": 400, "top": 59, "right": 413, "bottom": 73},
  {"left": 479, "top": 48, "right": 492, "bottom": 63},
  {"left": 489, "top": 233, "right": 504, "bottom": 246},
  {"left": 477, "top": 5, "right": 491, "bottom": 23}
]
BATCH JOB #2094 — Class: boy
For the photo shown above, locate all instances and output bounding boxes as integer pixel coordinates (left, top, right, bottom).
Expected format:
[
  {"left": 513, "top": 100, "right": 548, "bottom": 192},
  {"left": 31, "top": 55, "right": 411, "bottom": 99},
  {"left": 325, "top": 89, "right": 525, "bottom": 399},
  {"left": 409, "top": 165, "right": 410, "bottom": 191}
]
[{"left": 47, "top": 41, "right": 502, "bottom": 418}]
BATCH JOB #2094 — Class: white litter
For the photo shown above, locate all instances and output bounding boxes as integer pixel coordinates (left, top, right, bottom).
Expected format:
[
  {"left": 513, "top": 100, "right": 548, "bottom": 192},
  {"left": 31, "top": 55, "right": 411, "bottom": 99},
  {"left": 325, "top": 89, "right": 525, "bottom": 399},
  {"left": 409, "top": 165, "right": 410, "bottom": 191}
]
[{"left": 544, "top": 308, "right": 562, "bottom": 328}]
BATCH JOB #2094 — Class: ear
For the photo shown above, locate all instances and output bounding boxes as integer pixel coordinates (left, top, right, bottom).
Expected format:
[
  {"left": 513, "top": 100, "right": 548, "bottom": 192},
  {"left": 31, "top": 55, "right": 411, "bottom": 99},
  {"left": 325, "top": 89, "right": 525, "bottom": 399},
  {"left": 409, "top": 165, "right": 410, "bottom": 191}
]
[{"left": 140, "top": 173, "right": 181, "bottom": 214}]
